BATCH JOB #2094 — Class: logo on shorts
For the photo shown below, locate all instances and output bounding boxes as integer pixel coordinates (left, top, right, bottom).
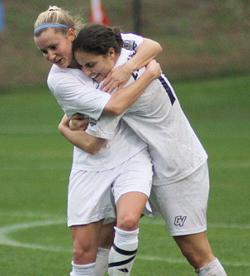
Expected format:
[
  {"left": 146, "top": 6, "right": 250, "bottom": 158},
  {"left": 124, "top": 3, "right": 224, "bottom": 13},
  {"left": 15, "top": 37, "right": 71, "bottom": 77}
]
[{"left": 174, "top": 216, "right": 187, "bottom": 227}]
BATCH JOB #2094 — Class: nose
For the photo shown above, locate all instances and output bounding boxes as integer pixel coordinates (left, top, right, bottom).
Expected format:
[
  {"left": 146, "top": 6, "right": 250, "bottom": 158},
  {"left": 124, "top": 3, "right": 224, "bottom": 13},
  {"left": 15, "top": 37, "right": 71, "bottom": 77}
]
[
  {"left": 46, "top": 50, "right": 56, "bottom": 62},
  {"left": 82, "top": 66, "right": 92, "bottom": 77}
]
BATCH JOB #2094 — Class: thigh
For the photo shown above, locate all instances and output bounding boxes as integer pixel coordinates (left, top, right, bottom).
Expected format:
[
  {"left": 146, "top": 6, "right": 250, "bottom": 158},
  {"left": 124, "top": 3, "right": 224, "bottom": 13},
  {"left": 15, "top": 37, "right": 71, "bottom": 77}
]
[
  {"left": 112, "top": 149, "right": 153, "bottom": 204},
  {"left": 151, "top": 163, "right": 210, "bottom": 236},
  {"left": 68, "top": 169, "right": 115, "bottom": 227}
]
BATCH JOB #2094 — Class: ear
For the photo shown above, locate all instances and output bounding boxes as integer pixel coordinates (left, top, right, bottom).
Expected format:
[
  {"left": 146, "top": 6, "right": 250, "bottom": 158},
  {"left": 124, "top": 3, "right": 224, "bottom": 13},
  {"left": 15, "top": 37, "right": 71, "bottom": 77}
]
[
  {"left": 67, "top": 28, "right": 76, "bottom": 42},
  {"left": 107, "top": 47, "right": 116, "bottom": 57}
]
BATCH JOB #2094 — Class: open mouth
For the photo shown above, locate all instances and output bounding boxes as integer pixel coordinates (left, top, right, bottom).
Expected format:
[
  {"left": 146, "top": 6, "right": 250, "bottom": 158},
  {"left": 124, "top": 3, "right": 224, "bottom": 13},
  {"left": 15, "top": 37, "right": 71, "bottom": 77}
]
[
  {"left": 91, "top": 73, "right": 102, "bottom": 82},
  {"left": 55, "top": 58, "right": 63, "bottom": 66}
]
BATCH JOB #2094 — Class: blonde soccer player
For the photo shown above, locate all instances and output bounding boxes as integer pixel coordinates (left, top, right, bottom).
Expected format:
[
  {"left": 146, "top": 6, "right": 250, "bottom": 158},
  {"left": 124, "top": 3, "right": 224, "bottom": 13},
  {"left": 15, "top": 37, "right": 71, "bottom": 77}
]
[{"left": 34, "top": 6, "right": 162, "bottom": 276}]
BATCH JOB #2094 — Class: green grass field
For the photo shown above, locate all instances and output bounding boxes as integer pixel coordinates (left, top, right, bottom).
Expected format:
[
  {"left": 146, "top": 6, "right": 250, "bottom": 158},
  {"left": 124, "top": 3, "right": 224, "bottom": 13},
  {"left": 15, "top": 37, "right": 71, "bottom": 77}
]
[{"left": 0, "top": 75, "right": 250, "bottom": 275}]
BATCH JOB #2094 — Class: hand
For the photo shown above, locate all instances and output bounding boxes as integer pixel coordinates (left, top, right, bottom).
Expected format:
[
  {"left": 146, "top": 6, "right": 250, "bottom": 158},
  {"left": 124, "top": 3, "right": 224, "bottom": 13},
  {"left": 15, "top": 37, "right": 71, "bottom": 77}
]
[
  {"left": 69, "top": 113, "right": 89, "bottom": 131},
  {"left": 101, "top": 64, "right": 132, "bottom": 93},
  {"left": 145, "top": 59, "right": 162, "bottom": 79}
]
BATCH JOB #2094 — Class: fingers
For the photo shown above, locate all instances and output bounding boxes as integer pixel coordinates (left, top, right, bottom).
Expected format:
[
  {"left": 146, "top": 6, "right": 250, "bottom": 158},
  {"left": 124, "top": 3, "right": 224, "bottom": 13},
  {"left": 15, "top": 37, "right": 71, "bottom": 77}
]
[
  {"left": 103, "top": 80, "right": 122, "bottom": 93},
  {"left": 101, "top": 66, "right": 130, "bottom": 92},
  {"left": 101, "top": 73, "right": 112, "bottom": 91},
  {"left": 69, "top": 118, "right": 89, "bottom": 131}
]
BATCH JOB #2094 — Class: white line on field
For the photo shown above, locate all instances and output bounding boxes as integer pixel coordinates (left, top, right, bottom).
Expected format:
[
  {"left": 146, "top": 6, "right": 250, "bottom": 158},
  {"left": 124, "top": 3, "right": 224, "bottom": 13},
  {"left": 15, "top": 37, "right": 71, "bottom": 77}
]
[
  {"left": 0, "top": 220, "right": 249, "bottom": 268},
  {"left": 1, "top": 210, "right": 250, "bottom": 230}
]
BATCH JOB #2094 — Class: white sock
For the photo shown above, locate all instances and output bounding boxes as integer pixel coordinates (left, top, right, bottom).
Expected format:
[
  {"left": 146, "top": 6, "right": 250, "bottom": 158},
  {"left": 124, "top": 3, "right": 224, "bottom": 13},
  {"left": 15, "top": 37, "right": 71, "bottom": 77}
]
[
  {"left": 94, "top": 247, "right": 110, "bottom": 276},
  {"left": 108, "top": 227, "right": 139, "bottom": 275},
  {"left": 197, "top": 258, "right": 227, "bottom": 276},
  {"left": 70, "top": 261, "right": 96, "bottom": 276}
]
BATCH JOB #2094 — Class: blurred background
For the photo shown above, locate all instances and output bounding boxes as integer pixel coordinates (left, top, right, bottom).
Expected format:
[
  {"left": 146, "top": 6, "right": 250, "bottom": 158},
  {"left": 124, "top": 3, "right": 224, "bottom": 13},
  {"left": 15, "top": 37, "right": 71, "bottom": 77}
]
[{"left": 0, "top": 0, "right": 249, "bottom": 89}]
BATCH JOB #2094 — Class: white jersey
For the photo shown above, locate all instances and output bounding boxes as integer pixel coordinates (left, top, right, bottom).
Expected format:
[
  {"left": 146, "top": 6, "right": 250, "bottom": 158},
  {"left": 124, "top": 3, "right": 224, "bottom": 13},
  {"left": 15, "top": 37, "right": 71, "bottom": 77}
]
[
  {"left": 47, "top": 33, "right": 146, "bottom": 171},
  {"left": 87, "top": 48, "right": 208, "bottom": 184}
]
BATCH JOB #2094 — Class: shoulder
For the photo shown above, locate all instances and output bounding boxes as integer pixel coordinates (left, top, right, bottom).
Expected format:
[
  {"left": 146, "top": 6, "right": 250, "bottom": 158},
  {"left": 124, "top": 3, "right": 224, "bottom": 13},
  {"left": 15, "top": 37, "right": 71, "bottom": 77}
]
[
  {"left": 47, "top": 65, "right": 69, "bottom": 90},
  {"left": 121, "top": 32, "right": 144, "bottom": 50},
  {"left": 47, "top": 65, "right": 91, "bottom": 95}
]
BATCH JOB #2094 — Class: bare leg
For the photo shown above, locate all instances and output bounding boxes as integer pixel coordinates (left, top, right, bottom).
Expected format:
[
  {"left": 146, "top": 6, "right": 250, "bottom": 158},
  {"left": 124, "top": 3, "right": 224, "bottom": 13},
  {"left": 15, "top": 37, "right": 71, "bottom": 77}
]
[
  {"left": 116, "top": 192, "right": 147, "bottom": 230},
  {"left": 174, "top": 232, "right": 227, "bottom": 275},
  {"left": 71, "top": 221, "right": 103, "bottom": 264},
  {"left": 108, "top": 192, "right": 148, "bottom": 275},
  {"left": 174, "top": 232, "right": 214, "bottom": 269}
]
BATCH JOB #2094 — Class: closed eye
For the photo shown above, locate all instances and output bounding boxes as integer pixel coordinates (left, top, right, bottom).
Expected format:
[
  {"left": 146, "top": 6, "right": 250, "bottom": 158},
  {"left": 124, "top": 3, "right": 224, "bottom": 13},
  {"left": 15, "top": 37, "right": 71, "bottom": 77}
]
[
  {"left": 85, "top": 63, "right": 95, "bottom": 68},
  {"left": 40, "top": 44, "right": 58, "bottom": 55}
]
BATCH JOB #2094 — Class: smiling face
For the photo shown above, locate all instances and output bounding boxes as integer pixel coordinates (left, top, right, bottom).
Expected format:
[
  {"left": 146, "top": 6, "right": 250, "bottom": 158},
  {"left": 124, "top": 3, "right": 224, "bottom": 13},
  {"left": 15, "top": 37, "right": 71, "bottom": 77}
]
[
  {"left": 74, "top": 48, "right": 117, "bottom": 83},
  {"left": 34, "top": 28, "right": 75, "bottom": 68}
]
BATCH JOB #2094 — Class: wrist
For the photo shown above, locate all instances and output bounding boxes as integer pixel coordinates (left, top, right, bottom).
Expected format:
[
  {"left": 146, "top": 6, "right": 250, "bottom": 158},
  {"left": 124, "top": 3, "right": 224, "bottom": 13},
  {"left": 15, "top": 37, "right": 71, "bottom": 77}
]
[{"left": 124, "top": 60, "right": 136, "bottom": 74}]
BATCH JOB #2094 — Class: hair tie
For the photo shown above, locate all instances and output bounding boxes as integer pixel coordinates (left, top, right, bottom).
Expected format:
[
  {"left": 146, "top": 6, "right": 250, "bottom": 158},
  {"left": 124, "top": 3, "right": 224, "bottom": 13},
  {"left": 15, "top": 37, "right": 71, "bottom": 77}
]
[{"left": 34, "top": 23, "right": 68, "bottom": 35}]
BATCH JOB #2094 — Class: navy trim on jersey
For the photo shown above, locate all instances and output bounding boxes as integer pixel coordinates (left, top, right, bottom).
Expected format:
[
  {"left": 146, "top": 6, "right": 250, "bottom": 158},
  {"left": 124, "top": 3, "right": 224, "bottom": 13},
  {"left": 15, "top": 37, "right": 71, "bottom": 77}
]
[
  {"left": 132, "top": 71, "right": 139, "bottom": 80},
  {"left": 158, "top": 76, "right": 176, "bottom": 105}
]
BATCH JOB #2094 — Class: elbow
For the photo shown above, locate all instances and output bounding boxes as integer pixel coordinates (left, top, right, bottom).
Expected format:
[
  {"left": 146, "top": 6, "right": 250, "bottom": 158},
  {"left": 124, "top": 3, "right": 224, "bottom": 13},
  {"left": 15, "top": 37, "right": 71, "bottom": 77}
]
[
  {"left": 155, "top": 41, "right": 163, "bottom": 54},
  {"left": 84, "top": 139, "right": 105, "bottom": 155},
  {"left": 105, "top": 103, "right": 124, "bottom": 116},
  {"left": 87, "top": 145, "right": 100, "bottom": 155},
  {"left": 144, "top": 38, "right": 163, "bottom": 55},
  {"left": 76, "top": 143, "right": 98, "bottom": 155},
  {"left": 110, "top": 106, "right": 123, "bottom": 116},
  {"left": 58, "top": 123, "right": 64, "bottom": 135}
]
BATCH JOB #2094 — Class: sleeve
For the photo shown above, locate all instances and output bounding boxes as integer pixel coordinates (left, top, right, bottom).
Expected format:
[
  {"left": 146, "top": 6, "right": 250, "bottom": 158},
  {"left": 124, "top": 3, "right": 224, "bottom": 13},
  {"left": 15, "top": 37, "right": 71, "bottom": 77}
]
[
  {"left": 86, "top": 112, "right": 124, "bottom": 140},
  {"left": 121, "top": 33, "right": 144, "bottom": 51},
  {"left": 86, "top": 71, "right": 137, "bottom": 139},
  {"left": 47, "top": 71, "right": 111, "bottom": 120}
]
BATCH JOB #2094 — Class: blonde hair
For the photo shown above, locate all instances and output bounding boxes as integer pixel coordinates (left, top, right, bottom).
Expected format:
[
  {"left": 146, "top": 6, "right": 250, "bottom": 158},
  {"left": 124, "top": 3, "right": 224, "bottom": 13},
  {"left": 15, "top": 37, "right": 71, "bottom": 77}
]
[{"left": 34, "top": 6, "right": 84, "bottom": 36}]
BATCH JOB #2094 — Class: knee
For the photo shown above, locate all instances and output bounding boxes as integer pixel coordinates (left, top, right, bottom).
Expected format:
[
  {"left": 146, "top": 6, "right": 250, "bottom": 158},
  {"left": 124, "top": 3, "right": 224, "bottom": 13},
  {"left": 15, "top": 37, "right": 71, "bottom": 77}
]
[
  {"left": 117, "top": 212, "right": 140, "bottom": 231},
  {"left": 73, "top": 240, "right": 96, "bottom": 263}
]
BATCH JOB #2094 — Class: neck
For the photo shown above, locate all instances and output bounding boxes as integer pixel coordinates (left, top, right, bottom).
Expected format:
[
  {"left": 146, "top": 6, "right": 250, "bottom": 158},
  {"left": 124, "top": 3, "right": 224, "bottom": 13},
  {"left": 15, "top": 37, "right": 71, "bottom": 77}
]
[
  {"left": 68, "top": 58, "right": 81, "bottom": 69},
  {"left": 114, "top": 53, "right": 120, "bottom": 64}
]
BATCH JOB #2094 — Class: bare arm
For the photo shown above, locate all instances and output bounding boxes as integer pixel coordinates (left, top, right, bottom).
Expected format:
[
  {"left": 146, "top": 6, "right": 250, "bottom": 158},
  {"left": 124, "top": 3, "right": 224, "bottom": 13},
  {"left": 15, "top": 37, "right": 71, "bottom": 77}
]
[
  {"left": 124, "top": 38, "right": 163, "bottom": 72},
  {"left": 58, "top": 61, "right": 161, "bottom": 154},
  {"left": 58, "top": 115, "right": 106, "bottom": 155},
  {"left": 104, "top": 59, "right": 161, "bottom": 116},
  {"left": 101, "top": 38, "right": 162, "bottom": 92}
]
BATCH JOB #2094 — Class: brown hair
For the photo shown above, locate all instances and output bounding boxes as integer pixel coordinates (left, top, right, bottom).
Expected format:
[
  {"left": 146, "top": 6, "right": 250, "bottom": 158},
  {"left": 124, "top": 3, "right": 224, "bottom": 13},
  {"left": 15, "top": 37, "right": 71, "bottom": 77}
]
[{"left": 73, "top": 23, "right": 123, "bottom": 55}]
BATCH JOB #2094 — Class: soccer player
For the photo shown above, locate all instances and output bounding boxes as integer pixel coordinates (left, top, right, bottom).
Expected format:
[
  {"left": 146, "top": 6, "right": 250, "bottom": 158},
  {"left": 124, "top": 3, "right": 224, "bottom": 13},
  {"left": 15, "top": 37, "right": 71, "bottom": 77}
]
[
  {"left": 59, "top": 23, "right": 227, "bottom": 276},
  {"left": 34, "top": 6, "right": 162, "bottom": 276}
]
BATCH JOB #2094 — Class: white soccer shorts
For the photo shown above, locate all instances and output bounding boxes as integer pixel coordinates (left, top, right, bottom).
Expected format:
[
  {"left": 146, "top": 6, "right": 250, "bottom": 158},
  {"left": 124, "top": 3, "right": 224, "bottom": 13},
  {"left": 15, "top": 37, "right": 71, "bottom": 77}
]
[
  {"left": 67, "top": 149, "right": 153, "bottom": 227},
  {"left": 150, "top": 162, "right": 209, "bottom": 236}
]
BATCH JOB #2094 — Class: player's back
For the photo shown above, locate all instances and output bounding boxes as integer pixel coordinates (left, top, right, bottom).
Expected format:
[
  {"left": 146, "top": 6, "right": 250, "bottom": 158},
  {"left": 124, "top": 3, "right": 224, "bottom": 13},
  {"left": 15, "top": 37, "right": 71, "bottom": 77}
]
[{"left": 123, "top": 74, "right": 208, "bottom": 185}]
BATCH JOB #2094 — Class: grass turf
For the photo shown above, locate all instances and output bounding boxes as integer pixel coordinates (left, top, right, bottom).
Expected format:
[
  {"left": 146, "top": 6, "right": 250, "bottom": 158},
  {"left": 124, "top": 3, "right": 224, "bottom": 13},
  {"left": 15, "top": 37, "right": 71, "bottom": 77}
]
[{"left": 0, "top": 75, "right": 249, "bottom": 275}]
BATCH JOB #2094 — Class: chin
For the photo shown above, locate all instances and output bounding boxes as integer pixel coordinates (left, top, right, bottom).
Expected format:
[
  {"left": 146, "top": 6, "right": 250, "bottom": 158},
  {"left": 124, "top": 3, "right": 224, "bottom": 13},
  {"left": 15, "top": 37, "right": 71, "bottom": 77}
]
[{"left": 58, "top": 62, "right": 69, "bottom": 69}]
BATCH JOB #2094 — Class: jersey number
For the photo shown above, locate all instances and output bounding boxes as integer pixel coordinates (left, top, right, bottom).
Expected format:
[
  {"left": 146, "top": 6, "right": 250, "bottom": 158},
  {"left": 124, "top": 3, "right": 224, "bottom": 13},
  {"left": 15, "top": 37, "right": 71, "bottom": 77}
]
[{"left": 158, "top": 76, "right": 176, "bottom": 105}]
